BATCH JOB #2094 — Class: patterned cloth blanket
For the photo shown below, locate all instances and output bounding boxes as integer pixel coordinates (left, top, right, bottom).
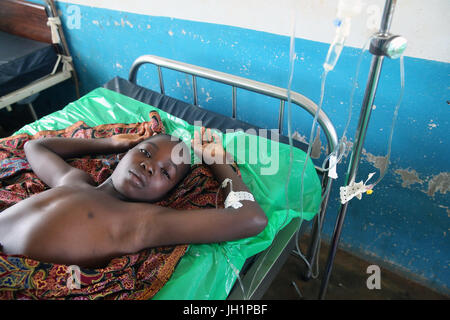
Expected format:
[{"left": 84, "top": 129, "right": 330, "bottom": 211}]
[{"left": 0, "top": 111, "right": 228, "bottom": 299}]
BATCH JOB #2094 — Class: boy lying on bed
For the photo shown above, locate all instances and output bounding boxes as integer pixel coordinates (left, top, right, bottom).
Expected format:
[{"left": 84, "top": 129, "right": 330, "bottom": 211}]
[{"left": 0, "top": 128, "right": 267, "bottom": 268}]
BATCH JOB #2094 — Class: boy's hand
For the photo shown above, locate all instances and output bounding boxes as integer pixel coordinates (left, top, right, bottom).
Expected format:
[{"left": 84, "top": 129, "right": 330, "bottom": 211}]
[
  {"left": 110, "top": 126, "right": 156, "bottom": 151},
  {"left": 191, "top": 127, "right": 232, "bottom": 165}
]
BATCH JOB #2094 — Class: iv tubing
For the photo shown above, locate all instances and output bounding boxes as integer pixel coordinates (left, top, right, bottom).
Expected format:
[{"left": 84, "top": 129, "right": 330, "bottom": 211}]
[
  {"left": 319, "top": 0, "right": 399, "bottom": 300},
  {"left": 321, "top": 37, "right": 371, "bottom": 172},
  {"left": 246, "top": 13, "right": 298, "bottom": 299},
  {"left": 290, "top": 1, "right": 365, "bottom": 281},
  {"left": 370, "top": 55, "right": 405, "bottom": 188}
]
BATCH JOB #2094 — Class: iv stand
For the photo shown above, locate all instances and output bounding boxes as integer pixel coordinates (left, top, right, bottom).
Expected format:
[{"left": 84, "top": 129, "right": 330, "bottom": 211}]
[{"left": 318, "top": 0, "right": 406, "bottom": 299}]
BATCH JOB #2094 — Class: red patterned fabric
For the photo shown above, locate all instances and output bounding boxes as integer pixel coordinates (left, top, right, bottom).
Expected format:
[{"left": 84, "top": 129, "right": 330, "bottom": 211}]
[{"left": 0, "top": 112, "right": 229, "bottom": 300}]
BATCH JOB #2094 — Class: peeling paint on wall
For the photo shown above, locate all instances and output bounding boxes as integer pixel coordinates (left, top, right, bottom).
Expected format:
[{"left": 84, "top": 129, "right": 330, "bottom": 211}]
[
  {"left": 292, "top": 131, "right": 307, "bottom": 144},
  {"left": 426, "top": 172, "right": 450, "bottom": 197},
  {"left": 341, "top": 136, "right": 353, "bottom": 158},
  {"left": 362, "top": 149, "right": 389, "bottom": 178},
  {"left": 394, "top": 168, "right": 450, "bottom": 200},
  {"left": 437, "top": 205, "right": 450, "bottom": 217},
  {"left": 428, "top": 119, "right": 438, "bottom": 130},
  {"left": 394, "top": 168, "right": 424, "bottom": 188},
  {"left": 311, "top": 127, "right": 322, "bottom": 159}
]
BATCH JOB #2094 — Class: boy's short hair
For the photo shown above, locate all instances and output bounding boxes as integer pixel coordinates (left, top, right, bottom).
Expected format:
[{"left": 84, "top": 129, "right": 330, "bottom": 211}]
[{"left": 146, "top": 132, "right": 191, "bottom": 176}]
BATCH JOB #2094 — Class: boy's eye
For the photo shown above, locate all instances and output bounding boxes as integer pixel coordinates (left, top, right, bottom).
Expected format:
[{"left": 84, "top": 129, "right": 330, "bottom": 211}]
[
  {"left": 162, "top": 168, "right": 170, "bottom": 179},
  {"left": 140, "top": 148, "right": 151, "bottom": 158}
]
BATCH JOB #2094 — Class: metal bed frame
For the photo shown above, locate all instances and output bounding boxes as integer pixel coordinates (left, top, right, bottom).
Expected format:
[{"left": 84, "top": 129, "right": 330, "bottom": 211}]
[
  {"left": 129, "top": 55, "right": 338, "bottom": 299},
  {"left": 0, "top": 0, "right": 79, "bottom": 120}
]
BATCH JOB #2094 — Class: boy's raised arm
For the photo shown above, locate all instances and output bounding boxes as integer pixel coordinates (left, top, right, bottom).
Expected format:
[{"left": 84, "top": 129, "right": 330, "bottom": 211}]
[{"left": 24, "top": 133, "right": 150, "bottom": 188}]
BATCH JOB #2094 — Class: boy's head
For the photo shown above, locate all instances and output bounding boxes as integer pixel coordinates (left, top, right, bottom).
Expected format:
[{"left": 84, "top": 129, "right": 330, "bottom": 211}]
[{"left": 111, "top": 133, "right": 191, "bottom": 202}]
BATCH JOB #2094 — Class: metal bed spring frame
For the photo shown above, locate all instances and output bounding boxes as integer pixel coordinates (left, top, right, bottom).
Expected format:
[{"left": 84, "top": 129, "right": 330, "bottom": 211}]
[
  {"left": 0, "top": 0, "right": 79, "bottom": 119},
  {"left": 129, "top": 55, "right": 338, "bottom": 299}
]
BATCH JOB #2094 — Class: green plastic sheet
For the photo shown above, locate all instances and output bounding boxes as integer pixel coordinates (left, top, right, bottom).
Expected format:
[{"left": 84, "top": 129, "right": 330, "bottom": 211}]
[{"left": 15, "top": 88, "right": 321, "bottom": 299}]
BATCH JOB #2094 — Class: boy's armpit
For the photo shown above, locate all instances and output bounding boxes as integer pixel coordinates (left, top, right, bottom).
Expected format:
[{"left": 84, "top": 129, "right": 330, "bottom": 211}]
[{"left": 57, "top": 169, "right": 95, "bottom": 187}]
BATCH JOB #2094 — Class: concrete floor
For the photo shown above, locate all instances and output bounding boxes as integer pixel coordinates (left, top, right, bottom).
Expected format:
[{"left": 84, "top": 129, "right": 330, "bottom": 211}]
[{"left": 262, "top": 235, "right": 448, "bottom": 300}]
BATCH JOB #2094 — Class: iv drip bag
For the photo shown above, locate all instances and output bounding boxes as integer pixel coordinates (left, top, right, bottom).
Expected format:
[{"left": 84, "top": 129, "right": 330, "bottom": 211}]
[{"left": 323, "top": 0, "right": 362, "bottom": 72}]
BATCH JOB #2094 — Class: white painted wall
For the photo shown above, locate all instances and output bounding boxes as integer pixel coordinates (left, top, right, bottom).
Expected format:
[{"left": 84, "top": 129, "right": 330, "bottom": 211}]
[{"left": 57, "top": 0, "right": 448, "bottom": 62}]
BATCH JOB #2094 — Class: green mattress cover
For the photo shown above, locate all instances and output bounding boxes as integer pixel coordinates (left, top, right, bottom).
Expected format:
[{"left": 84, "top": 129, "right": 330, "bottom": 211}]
[{"left": 15, "top": 87, "right": 321, "bottom": 299}]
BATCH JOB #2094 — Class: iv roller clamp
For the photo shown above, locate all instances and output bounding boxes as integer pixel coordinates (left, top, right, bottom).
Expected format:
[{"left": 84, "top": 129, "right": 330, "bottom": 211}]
[{"left": 318, "top": 0, "right": 407, "bottom": 299}]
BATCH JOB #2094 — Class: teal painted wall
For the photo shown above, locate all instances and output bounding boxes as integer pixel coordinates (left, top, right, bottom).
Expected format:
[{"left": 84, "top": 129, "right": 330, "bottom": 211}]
[{"left": 28, "top": 1, "right": 449, "bottom": 294}]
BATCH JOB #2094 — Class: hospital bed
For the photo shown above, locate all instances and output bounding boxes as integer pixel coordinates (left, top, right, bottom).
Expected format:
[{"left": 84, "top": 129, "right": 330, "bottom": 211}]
[
  {"left": 8, "top": 54, "right": 338, "bottom": 300},
  {"left": 0, "top": 0, "right": 78, "bottom": 122},
  {"left": 123, "top": 55, "right": 339, "bottom": 299}
]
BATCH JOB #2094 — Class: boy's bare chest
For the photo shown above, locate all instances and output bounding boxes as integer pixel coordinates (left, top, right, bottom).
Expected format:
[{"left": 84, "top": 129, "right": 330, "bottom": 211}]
[{"left": 1, "top": 185, "right": 120, "bottom": 220}]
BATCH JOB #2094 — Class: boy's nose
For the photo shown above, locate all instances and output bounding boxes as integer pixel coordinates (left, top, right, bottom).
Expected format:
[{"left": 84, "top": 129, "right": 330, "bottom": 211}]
[{"left": 140, "top": 161, "right": 153, "bottom": 175}]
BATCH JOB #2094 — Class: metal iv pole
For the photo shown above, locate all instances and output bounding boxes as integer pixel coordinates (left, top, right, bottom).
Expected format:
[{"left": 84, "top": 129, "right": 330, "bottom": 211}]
[{"left": 318, "top": 0, "right": 407, "bottom": 299}]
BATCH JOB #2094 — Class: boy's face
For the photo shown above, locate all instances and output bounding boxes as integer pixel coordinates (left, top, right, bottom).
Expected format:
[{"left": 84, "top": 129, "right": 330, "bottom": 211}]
[{"left": 111, "top": 135, "right": 190, "bottom": 202}]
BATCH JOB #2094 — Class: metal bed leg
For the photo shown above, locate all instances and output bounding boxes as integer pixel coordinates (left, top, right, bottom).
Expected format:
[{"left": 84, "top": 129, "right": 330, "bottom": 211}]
[
  {"left": 302, "top": 178, "right": 333, "bottom": 281},
  {"left": 45, "top": 0, "right": 81, "bottom": 99},
  {"left": 192, "top": 75, "right": 198, "bottom": 106},
  {"left": 232, "top": 86, "right": 237, "bottom": 119},
  {"left": 157, "top": 66, "right": 165, "bottom": 94},
  {"left": 27, "top": 103, "right": 38, "bottom": 121},
  {"left": 278, "top": 100, "right": 285, "bottom": 135},
  {"left": 318, "top": 0, "right": 400, "bottom": 300}
]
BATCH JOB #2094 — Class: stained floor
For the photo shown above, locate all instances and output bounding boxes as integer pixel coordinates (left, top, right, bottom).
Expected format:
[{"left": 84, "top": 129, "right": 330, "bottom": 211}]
[{"left": 262, "top": 234, "right": 448, "bottom": 300}]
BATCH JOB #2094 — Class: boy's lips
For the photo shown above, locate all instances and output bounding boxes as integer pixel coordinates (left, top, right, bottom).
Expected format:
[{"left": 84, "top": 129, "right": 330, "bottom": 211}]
[{"left": 128, "top": 169, "right": 147, "bottom": 188}]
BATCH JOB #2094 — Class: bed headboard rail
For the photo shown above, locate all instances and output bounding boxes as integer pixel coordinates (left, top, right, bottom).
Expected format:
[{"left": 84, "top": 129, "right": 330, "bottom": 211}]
[
  {"left": 129, "top": 55, "right": 338, "bottom": 158},
  {"left": 0, "top": 0, "right": 52, "bottom": 43}
]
